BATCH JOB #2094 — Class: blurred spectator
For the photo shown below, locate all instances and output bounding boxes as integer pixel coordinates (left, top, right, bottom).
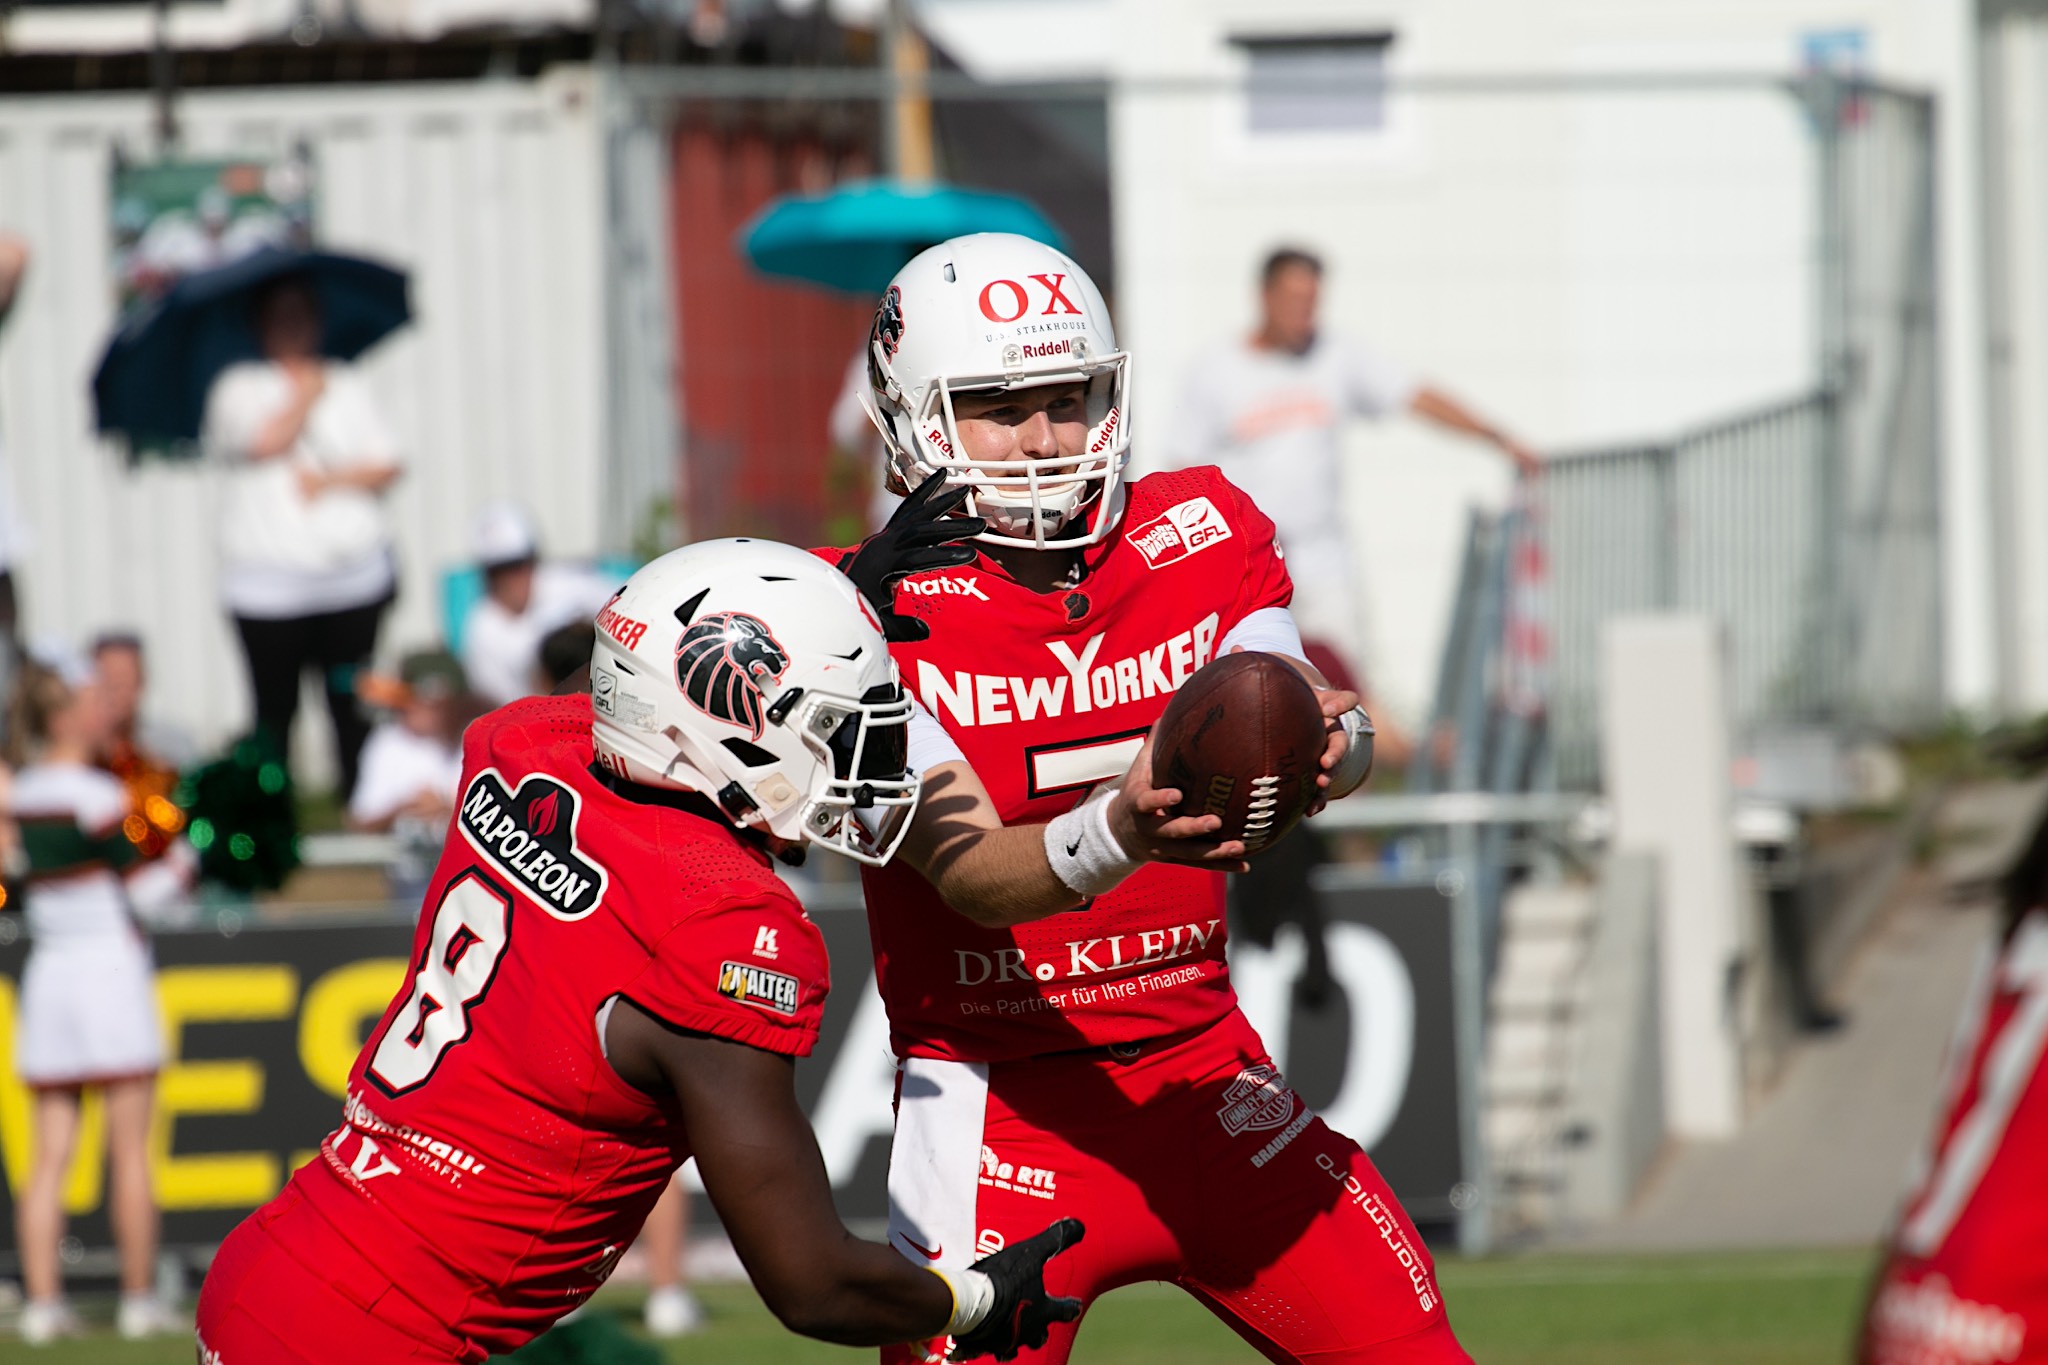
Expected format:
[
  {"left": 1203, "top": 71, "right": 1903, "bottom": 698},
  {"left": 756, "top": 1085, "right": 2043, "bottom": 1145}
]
[
  {"left": 351, "top": 649, "right": 468, "bottom": 908},
  {"left": 639, "top": 1177, "right": 704, "bottom": 1338},
  {"left": 537, "top": 620, "right": 598, "bottom": 694},
  {"left": 460, "top": 502, "right": 614, "bottom": 709},
  {"left": 350, "top": 649, "right": 466, "bottom": 834},
  {"left": 1162, "top": 245, "right": 1538, "bottom": 692},
  {"left": 203, "top": 275, "right": 403, "bottom": 801},
  {"left": 92, "top": 634, "right": 194, "bottom": 866},
  {"left": 0, "top": 233, "right": 29, "bottom": 643},
  {"left": 5, "top": 643, "right": 189, "bottom": 1344},
  {"left": 1166, "top": 247, "right": 1537, "bottom": 1012}
]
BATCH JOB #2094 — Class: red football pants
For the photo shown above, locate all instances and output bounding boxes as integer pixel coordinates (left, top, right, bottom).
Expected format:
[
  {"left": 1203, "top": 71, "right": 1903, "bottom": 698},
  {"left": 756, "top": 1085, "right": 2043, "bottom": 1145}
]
[
  {"left": 196, "top": 1181, "right": 483, "bottom": 1364},
  {"left": 883, "top": 1008, "right": 1471, "bottom": 1365}
]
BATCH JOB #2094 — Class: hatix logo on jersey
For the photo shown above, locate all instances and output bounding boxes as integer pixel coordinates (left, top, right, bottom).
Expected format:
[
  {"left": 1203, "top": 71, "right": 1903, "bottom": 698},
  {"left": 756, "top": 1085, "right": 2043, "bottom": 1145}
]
[
  {"left": 718, "top": 960, "right": 801, "bottom": 1016},
  {"left": 1126, "top": 496, "right": 1235, "bottom": 570},
  {"left": 457, "top": 769, "right": 610, "bottom": 921},
  {"left": 1216, "top": 1064, "right": 1297, "bottom": 1137}
]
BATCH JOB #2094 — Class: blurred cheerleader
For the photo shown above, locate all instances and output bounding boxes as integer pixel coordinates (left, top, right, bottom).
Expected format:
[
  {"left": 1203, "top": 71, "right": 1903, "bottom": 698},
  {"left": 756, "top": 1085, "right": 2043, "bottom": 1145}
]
[{"left": 5, "top": 645, "right": 191, "bottom": 1342}]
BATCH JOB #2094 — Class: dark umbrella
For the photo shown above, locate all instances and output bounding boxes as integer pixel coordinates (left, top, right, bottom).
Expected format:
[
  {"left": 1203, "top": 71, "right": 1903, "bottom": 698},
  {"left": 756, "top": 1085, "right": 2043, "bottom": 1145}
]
[
  {"left": 738, "top": 180, "right": 1067, "bottom": 297},
  {"left": 91, "top": 246, "right": 411, "bottom": 457}
]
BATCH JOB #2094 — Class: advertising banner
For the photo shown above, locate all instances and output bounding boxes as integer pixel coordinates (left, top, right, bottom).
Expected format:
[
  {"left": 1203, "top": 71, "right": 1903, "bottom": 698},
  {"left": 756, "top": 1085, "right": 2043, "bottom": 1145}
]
[{"left": 0, "top": 878, "right": 1466, "bottom": 1259}]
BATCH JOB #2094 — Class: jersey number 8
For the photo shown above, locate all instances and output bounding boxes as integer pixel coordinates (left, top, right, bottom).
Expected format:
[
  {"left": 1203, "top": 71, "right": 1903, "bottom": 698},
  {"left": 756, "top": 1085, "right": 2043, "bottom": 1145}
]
[{"left": 368, "top": 870, "right": 514, "bottom": 1096}]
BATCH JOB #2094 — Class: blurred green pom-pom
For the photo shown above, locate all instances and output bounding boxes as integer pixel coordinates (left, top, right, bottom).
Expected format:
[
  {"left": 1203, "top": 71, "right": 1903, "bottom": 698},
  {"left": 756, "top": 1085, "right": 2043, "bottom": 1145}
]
[{"left": 179, "top": 729, "right": 299, "bottom": 893}]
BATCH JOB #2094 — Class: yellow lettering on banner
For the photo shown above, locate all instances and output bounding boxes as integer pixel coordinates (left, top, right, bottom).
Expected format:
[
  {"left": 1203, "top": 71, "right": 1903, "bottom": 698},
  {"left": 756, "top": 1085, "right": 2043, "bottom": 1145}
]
[
  {"left": 298, "top": 959, "right": 407, "bottom": 1100},
  {"left": 152, "top": 966, "right": 298, "bottom": 1210},
  {"left": 0, "top": 977, "right": 111, "bottom": 1213}
]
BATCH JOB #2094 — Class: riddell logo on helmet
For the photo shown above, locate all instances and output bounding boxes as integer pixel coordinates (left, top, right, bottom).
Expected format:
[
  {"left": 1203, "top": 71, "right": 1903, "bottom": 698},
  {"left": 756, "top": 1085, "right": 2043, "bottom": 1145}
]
[
  {"left": 977, "top": 273, "right": 1083, "bottom": 323},
  {"left": 1089, "top": 406, "right": 1121, "bottom": 454}
]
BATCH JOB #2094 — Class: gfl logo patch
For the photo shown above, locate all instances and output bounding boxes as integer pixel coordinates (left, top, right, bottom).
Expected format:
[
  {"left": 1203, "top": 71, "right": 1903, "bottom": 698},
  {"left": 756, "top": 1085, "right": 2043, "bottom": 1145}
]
[{"left": 978, "top": 273, "right": 1082, "bottom": 323}]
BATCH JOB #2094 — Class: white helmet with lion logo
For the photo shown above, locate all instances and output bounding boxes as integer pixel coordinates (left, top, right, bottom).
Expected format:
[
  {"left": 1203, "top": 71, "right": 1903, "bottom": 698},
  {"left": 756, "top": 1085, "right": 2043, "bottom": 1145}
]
[
  {"left": 862, "top": 232, "right": 1132, "bottom": 550},
  {"left": 588, "top": 538, "right": 920, "bottom": 865}
]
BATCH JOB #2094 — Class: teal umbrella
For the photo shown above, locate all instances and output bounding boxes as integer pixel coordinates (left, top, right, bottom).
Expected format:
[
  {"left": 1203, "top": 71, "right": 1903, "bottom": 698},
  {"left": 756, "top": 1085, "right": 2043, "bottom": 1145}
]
[{"left": 738, "top": 180, "right": 1067, "bottom": 296}]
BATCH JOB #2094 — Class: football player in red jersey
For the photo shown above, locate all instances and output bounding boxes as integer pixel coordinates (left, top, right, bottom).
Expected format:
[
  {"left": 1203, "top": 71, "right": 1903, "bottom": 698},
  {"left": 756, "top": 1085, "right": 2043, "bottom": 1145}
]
[
  {"left": 823, "top": 233, "right": 1469, "bottom": 1365},
  {"left": 194, "top": 540, "right": 1088, "bottom": 1365},
  {"left": 1857, "top": 831, "right": 2048, "bottom": 1365}
]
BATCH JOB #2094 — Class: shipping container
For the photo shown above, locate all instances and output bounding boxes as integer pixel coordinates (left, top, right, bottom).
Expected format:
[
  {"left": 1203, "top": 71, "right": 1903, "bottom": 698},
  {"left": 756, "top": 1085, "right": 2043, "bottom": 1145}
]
[{"left": 0, "top": 68, "right": 675, "bottom": 782}]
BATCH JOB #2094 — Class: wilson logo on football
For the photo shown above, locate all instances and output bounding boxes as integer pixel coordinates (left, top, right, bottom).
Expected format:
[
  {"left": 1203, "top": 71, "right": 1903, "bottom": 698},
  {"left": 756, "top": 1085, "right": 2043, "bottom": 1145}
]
[
  {"left": 676, "top": 611, "right": 790, "bottom": 739},
  {"left": 1216, "top": 1064, "right": 1296, "bottom": 1137},
  {"left": 1126, "top": 496, "right": 1235, "bottom": 569},
  {"left": 717, "top": 960, "right": 801, "bottom": 1016}
]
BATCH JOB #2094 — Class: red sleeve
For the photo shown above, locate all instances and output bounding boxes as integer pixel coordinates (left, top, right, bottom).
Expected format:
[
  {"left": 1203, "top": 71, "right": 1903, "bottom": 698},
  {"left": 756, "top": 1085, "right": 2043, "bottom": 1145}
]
[
  {"left": 621, "top": 887, "right": 831, "bottom": 1058},
  {"left": 1214, "top": 471, "right": 1294, "bottom": 621}
]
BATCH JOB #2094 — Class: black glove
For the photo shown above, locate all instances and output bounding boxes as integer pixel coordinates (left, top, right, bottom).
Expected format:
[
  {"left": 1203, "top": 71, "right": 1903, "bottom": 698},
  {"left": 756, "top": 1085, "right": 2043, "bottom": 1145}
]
[
  {"left": 950, "top": 1217, "right": 1085, "bottom": 1362},
  {"left": 839, "top": 471, "right": 985, "bottom": 643}
]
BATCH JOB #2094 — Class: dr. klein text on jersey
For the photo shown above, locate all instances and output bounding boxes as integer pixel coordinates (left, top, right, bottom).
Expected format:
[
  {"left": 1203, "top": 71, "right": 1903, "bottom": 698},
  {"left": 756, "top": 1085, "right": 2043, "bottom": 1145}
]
[
  {"left": 916, "top": 612, "right": 1220, "bottom": 729},
  {"left": 954, "top": 923, "right": 1224, "bottom": 1018}
]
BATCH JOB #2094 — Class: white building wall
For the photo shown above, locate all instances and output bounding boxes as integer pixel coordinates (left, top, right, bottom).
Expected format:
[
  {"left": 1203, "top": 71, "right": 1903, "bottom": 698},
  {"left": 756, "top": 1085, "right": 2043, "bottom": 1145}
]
[
  {"left": 0, "top": 71, "right": 616, "bottom": 775},
  {"left": 1096, "top": 0, "right": 1981, "bottom": 725}
]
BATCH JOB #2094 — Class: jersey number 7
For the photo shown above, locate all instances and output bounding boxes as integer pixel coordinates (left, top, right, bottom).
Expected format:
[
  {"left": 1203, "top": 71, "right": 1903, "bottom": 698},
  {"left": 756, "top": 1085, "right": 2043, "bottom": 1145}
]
[{"left": 367, "top": 870, "right": 515, "bottom": 1096}]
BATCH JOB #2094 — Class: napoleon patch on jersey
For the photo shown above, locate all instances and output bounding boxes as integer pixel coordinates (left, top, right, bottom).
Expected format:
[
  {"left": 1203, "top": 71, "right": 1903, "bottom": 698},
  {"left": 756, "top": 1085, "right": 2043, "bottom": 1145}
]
[{"left": 458, "top": 770, "right": 608, "bottom": 920}]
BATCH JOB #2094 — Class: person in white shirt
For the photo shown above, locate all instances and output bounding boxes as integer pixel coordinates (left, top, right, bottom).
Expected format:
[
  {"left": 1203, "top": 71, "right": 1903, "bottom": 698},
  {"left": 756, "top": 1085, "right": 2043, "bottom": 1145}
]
[
  {"left": 349, "top": 650, "right": 466, "bottom": 834},
  {"left": 202, "top": 276, "right": 403, "bottom": 801},
  {"left": 1163, "top": 246, "right": 1538, "bottom": 691},
  {"left": 349, "top": 649, "right": 469, "bottom": 908},
  {"left": 458, "top": 502, "right": 615, "bottom": 709}
]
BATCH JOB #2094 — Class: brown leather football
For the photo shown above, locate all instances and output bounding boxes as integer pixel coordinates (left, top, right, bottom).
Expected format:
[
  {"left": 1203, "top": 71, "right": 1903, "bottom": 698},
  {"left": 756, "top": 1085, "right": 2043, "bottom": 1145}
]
[{"left": 1150, "top": 652, "right": 1327, "bottom": 855}]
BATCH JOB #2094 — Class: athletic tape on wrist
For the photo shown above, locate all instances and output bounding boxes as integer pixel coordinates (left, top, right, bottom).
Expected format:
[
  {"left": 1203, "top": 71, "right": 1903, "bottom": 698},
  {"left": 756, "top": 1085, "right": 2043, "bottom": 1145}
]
[
  {"left": 1044, "top": 789, "right": 1143, "bottom": 898},
  {"left": 928, "top": 1266, "right": 996, "bottom": 1335},
  {"left": 1327, "top": 706, "right": 1377, "bottom": 800}
]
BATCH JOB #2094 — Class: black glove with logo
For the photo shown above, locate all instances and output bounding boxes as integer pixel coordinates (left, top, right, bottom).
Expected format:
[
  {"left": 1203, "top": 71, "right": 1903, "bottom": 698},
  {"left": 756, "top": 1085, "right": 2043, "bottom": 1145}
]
[
  {"left": 950, "top": 1217, "right": 1085, "bottom": 1362},
  {"left": 838, "top": 471, "right": 985, "bottom": 643}
]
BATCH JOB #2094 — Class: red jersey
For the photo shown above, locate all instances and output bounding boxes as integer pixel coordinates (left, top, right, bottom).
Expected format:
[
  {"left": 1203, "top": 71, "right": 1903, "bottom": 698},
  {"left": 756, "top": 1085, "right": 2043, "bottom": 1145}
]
[
  {"left": 293, "top": 696, "right": 829, "bottom": 1356},
  {"left": 1863, "top": 908, "right": 2048, "bottom": 1365},
  {"left": 825, "top": 467, "right": 1292, "bottom": 1061}
]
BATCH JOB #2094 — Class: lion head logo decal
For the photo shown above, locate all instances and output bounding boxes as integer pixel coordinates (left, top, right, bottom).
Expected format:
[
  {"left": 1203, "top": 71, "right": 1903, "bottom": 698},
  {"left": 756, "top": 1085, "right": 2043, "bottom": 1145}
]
[
  {"left": 868, "top": 284, "right": 905, "bottom": 393},
  {"left": 676, "top": 612, "right": 791, "bottom": 739}
]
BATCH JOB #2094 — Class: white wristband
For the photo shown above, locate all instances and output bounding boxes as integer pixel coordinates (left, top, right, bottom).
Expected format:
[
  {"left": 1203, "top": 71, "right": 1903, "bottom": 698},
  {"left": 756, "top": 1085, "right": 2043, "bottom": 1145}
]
[
  {"left": 1327, "top": 706, "right": 1377, "bottom": 799},
  {"left": 1043, "top": 790, "right": 1144, "bottom": 898},
  {"left": 928, "top": 1266, "right": 996, "bottom": 1335}
]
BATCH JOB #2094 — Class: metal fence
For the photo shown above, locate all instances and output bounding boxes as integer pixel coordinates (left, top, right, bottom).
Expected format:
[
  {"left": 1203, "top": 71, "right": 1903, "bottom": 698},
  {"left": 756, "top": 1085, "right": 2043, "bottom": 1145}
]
[{"left": 1534, "top": 83, "right": 1942, "bottom": 790}]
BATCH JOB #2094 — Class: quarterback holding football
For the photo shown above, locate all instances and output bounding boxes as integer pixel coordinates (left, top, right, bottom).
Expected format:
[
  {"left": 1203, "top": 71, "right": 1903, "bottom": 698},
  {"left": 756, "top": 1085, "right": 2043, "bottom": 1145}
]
[{"left": 825, "top": 233, "right": 1467, "bottom": 1365}]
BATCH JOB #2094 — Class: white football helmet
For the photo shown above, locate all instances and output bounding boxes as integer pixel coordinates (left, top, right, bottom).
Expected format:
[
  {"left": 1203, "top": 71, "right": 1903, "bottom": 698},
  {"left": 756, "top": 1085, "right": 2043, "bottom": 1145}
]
[
  {"left": 862, "top": 232, "right": 1132, "bottom": 550},
  {"left": 588, "top": 539, "right": 920, "bottom": 866}
]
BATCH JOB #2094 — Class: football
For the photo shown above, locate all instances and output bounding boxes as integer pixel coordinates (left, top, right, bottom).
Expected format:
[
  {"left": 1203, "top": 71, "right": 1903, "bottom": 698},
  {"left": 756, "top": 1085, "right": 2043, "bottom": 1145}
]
[{"left": 1150, "top": 652, "right": 1328, "bottom": 855}]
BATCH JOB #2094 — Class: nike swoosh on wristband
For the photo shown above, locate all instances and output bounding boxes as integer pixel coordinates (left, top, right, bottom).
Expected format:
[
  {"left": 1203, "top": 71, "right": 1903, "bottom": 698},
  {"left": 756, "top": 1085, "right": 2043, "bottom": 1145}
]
[
  {"left": 1066, "top": 840, "right": 1083, "bottom": 857},
  {"left": 900, "top": 1234, "right": 943, "bottom": 1260}
]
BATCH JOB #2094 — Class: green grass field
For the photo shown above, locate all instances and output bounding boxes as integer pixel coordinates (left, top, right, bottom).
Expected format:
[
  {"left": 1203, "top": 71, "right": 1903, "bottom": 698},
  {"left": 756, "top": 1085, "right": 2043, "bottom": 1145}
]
[{"left": 0, "top": 1247, "right": 1876, "bottom": 1364}]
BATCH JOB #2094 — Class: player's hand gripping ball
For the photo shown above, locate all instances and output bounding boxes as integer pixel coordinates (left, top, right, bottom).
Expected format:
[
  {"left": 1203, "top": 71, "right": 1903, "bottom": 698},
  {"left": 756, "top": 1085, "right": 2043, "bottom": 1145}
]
[
  {"left": 1149, "top": 653, "right": 1327, "bottom": 856},
  {"left": 951, "top": 1217, "right": 1085, "bottom": 1361}
]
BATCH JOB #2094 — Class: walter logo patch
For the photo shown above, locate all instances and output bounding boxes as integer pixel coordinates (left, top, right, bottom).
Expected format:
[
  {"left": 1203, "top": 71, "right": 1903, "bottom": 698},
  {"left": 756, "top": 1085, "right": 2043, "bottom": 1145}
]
[
  {"left": 458, "top": 769, "right": 609, "bottom": 921},
  {"left": 1216, "top": 1064, "right": 1296, "bottom": 1136},
  {"left": 718, "top": 960, "right": 801, "bottom": 1017},
  {"left": 1126, "top": 496, "right": 1235, "bottom": 569}
]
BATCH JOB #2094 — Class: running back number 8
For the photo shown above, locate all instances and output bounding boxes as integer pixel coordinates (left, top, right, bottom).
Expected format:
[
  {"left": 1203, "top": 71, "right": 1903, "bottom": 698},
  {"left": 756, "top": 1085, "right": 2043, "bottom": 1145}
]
[{"left": 368, "top": 870, "right": 514, "bottom": 1095}]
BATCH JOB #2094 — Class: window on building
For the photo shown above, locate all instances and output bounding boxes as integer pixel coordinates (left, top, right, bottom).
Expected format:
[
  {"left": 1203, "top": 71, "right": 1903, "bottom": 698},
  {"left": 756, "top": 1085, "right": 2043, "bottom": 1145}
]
[{"left": 1234, "top": 33, "right": 1395, "bottom": 136}]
